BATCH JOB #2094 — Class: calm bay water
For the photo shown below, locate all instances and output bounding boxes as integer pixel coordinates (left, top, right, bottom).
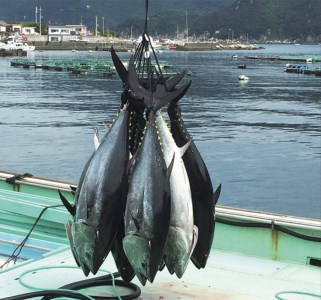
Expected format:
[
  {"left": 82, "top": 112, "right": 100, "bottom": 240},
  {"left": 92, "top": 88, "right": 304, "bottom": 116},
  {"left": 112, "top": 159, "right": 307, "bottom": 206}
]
[{"left": 0, "top": 44, "right": 320, "bottom": 219}]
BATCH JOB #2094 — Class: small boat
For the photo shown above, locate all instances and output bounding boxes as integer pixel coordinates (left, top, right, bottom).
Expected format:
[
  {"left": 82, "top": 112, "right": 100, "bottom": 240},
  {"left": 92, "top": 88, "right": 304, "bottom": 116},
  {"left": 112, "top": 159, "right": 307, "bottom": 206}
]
[
  {"left": 168, "top": 44, "right": 177, "bottom": 50},
  {"left": 237, "top": 64, "right": 246, "bottom": 69},
  {"left": 232, "top": 55, "right": 238, "bottom": 60},
  {"left": 306, "top": 58, "right": 313, "bottom": 63},
  {"left": 0, "top": 34, "right": 35, "bottom": 51},
  {"left": 0, "top": 170, "right": 319, "bottom": 299}
]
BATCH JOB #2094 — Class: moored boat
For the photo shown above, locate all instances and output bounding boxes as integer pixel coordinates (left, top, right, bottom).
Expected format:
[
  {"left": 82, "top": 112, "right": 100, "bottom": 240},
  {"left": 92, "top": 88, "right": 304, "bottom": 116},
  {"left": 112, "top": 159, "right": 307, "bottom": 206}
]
[
  {"left": 0, "top": 170, "right": 320, "bottom": 299},
  {"left": 0, "top": 34, "right": 35, "bottom": 52}
]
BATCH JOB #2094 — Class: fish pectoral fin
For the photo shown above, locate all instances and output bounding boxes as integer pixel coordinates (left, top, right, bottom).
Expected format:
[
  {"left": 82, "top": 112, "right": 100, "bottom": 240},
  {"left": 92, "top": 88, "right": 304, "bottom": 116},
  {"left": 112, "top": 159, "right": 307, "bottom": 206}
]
[
  {"left": 93, "top": 127, "right": 100, "bottom": 151},
  {"left": 58, "top": 190, "right": 76, "bottom": 216},
  {"left": 64, "top": 221, "right": 81, "bottom": 267},
  {"left": 213, "top": 184, "right": 222, "bottom": 207},
  {"left": 189, "top": 225, "right": 199, "bottom": 257},
  {"left": 178, "top": 139, "right": 191, "bottom": 157},
  {"left": 166, "top": 153, "right": 175, "bottom": 179},
  {"left": 159, "top": 260, "right": 166, "bottom": 271},
  {"left": 131, "top": 212, "right": 142, "bottom": 232},
  {"left": 69, "top": 186, "right": 77, "bottom": 196}
]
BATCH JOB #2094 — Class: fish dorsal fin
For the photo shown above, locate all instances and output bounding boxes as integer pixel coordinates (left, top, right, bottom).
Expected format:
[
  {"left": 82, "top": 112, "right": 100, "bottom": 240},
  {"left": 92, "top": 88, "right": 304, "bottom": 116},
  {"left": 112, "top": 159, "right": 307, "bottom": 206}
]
[
  {"left": 213, "top": 184, "right": 222, "bottom": 207},
  {"left": 93, "top": 127, "right": 100, "bottom": 151},
  {"left": 178, "top": 140, "right": 191, "bottom": 157},
  {"left": 58, "top": 190, "right": 76, "bottom": 216}
]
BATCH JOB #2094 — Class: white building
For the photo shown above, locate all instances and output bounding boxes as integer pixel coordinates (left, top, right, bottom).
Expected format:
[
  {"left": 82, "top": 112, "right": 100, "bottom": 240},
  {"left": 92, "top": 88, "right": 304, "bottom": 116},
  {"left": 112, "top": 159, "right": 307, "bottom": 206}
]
[
  {"left": 2, "top": 23, "right": 36, "bottom": 35},
  {"left": 48, "top": 25, "right": 88, "bottom": 42},
  {"left": 21, "top": 27, "right": 37, "bottom": 35},
  {"left": 0, "top": 21, "right": 7, "bottom": 33}
]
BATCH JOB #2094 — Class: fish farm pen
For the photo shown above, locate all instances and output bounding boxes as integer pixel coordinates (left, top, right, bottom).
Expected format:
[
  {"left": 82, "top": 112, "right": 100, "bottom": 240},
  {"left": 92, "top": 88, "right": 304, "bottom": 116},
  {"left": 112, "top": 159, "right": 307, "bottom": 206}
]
[
  {"left": 10, "top": 58, "right": 193, "bottom": 79},
  {"left": 245, "top": 54, "right": 321, "bottom": 62},
  {"left": 284, "top": 64, "right": 321, "bottom": 76}
]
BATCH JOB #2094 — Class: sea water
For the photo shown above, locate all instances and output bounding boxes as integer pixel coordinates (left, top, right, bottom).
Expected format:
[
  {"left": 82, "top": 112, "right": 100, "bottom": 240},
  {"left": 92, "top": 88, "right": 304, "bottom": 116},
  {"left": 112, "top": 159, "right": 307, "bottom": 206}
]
[{"left": 0, "top": 44, "right": 320, "bottom": 219}]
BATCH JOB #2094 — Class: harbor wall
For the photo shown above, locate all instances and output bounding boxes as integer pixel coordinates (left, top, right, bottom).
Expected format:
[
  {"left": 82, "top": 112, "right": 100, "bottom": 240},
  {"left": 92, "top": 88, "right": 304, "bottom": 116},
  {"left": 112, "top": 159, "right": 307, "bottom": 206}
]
[{"left": 29, "top": 41, "right": 136, "bottom": 52}]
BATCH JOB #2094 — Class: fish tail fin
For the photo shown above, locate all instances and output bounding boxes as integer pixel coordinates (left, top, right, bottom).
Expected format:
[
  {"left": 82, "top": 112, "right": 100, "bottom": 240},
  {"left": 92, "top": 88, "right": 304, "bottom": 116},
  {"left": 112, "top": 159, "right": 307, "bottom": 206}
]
[
  {"left": 153, "top": 81, "right": 191, "bottom": 112},
  {"left": 164, "top": 70, "right": 187, "bottom": 91},
  {"left": 111, "top": 46, "right": 128, "bottom": 84},
  {"left": 128, "top": 57, "right": 191, "bottom": 113}
]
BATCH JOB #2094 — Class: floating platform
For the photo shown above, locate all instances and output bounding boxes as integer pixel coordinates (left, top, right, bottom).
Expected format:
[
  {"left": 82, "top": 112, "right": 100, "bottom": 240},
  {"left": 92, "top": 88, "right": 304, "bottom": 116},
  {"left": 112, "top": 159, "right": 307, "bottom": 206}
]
[
  {"left": 284, "top": 64, "right": 321, "bottom": 76},
  {"left": 246, "top": 55, "right": 321, "bottom": 62},
  {"left": 10, "top": 58, "right": 193, "bottom": 79}
]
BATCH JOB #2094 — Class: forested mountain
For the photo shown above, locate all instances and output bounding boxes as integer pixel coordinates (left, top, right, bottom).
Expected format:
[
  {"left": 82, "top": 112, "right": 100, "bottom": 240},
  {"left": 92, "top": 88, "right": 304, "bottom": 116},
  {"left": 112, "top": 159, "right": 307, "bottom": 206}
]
[
  {"left": 0, "top": 0, "right": 233, "bottom": 27},
  {"left": 0, "top": 0, "right": 320, "bottom": 42}
]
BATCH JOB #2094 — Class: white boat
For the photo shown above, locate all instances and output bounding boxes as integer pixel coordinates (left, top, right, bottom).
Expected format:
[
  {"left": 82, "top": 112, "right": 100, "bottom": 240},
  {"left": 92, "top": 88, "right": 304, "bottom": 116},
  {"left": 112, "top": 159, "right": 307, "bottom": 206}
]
[
  {"left": 0, "top": 35, "right": 35, "bottom": 51},
  {"left": 0, "top": 171, "right": 320, "bottom": 299}
]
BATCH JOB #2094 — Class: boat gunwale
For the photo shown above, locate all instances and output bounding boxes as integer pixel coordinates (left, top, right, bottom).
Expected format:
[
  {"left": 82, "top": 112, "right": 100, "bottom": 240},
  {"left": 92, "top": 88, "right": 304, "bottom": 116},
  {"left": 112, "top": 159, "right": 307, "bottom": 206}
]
[{"left": 1, "top": 170, "right": 320, "bottom": 231}]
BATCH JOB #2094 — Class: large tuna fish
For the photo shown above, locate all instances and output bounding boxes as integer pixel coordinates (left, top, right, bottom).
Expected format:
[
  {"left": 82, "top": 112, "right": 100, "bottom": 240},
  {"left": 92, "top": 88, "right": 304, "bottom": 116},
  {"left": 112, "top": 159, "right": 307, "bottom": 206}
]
[
  {"left": 155, "top": 111, "right": 198, "bottom": 278},
  {"left": 122, "top": 58, "right": 190, "bottom": 285},
  {"left": 168, "top": 101, "right": 221, "bottom": 269},
  {"left": 62, "top": 105, "right": 130, "bottom": 275}
]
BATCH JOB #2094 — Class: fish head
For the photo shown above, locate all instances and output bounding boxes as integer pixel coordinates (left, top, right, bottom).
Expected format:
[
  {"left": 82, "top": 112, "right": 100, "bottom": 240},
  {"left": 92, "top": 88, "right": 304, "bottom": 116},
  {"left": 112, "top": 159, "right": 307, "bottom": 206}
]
[
  {"left": 164, "top": 227, "right": 194, "bottom": 278},
  {"left": 71, "top": 220, "right": 108, "bottom": 275},
  {"left": 123, "top": 234, "right": 159, "bottom": 284}
]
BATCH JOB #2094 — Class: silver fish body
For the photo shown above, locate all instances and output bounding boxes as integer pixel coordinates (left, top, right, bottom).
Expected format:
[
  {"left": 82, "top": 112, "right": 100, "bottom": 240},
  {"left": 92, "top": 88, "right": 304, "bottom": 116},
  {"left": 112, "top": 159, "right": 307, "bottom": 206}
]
[
  {"left": 156, "top": 112, "right": 197, "bottom": 278},
  {"left": 123, "top": 112, "right": 171, "bottom": 285},
  {"left": 70, "top": 108, "right": 129, "bottom": 275}
]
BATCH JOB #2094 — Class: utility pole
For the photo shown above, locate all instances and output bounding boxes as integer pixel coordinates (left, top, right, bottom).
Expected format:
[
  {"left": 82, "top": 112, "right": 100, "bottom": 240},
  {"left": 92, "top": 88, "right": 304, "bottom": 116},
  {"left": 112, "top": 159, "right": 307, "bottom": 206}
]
[
  {"left": 102, "top": 17, "right": 105, "bottom": 35},
  {"left": 35, "top": 7, "right": 38, "bottom": 24},
  {"left": 39, "top": 6, "right": 42, "bottom": 35},
  {"left": 95, "top": 16, "right": 98, "bottom": 37},
  {"left": 185, "top": 11, "right": 188, "bottom": 42}
]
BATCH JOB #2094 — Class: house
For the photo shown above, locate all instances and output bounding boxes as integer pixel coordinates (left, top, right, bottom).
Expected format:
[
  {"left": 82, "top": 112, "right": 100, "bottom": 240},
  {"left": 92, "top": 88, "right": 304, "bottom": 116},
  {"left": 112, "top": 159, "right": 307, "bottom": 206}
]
[
  {"left": 21, "top": 27, "right": 37, "bottom": 35},
  {"left": 1, "top": 23, "right": 36, "bottom": 35},
  {"left": 47, "top": 24, "right": 88, "bottom": 42},
  {"left": 0, "top": 21, "right": 8, "bottom": 33}
]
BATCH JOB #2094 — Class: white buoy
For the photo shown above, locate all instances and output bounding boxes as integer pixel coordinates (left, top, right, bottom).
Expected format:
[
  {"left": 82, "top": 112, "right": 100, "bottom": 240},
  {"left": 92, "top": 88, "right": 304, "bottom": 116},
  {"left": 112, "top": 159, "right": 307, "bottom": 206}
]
[{"left": 238, "top": 75, "right": 249, "bottom": 81}]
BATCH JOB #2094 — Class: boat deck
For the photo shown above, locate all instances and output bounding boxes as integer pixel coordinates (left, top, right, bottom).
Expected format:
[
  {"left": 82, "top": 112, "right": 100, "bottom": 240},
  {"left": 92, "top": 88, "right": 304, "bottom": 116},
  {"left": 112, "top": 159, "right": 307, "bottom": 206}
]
[
  {"left": 0, "top": 172, "right": 320, "bottom": 299},
  {"left": 0, "top": 245, "right": 320, "bottom": 299}
]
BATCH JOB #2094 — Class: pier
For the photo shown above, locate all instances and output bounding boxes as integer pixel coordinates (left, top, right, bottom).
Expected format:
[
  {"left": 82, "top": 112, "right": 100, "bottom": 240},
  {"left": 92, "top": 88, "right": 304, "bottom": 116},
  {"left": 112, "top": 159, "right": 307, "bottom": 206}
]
[{"left": 0, "top": 49, "right": 27, "bottom": 57}]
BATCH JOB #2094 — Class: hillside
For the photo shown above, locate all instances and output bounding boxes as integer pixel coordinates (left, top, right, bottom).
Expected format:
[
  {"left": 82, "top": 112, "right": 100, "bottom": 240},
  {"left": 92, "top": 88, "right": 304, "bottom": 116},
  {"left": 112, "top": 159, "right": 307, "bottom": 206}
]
[
  {"left": 203, "top": 0, "right": 321, "bottom": 42},
  {"left": 0, "top": 0, "right": 233, "bottom": 27},
  {"left": 0, "top": 0, "right": 320, "bottom": 42}
]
